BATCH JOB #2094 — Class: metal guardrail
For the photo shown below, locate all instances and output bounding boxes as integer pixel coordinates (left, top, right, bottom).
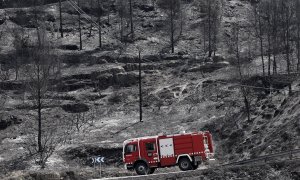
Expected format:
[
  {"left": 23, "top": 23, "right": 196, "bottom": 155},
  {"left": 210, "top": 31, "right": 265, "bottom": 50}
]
[{"left": 221, "top": 148, "right": 300, "bottom": 166}]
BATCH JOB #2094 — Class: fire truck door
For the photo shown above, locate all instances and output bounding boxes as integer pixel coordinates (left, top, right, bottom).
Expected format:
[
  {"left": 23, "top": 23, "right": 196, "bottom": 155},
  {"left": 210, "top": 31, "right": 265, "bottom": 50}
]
[
  {"left": 143, "top": 140, "right": 159, "bottom": 166},
  {"left": 159, "top": 138, "right": 175, "bottom": 166}
]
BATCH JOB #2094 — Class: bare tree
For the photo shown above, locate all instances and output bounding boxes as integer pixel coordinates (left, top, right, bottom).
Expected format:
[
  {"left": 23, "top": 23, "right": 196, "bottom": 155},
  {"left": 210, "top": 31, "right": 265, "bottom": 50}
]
[
  {"left": 24, "top": 112, "right": 67, "bottom": 168},
  {"left": 271, "top": 0, "right": 280, "bottom": 74},
  {"left": 200, "top": 0, "right": 221, "bottom": 57},
  {"left": 23, "top": 26, "right": 61, "bottom": 168},
  {"left": 280, "top": 0, "right": 294, "bottom": 94},
  {"left": 258, "top": 0, "right": 278, "bottom": 76},
  {"left": 178, "top": 1, "right": 186, "bottom": 36},
  {"left": 116, "top": 0, "right": 129, "bottom": 42},
  {"left": 264, "top": 1, "right": 272, "bottom": 76},
  {"left": 157, "top": 0, "right": 181, "bottom": 53},
  {"left": 230, "top": 23, "right": 253, "bottom": 122},
  {"left": 70, "top": 111, "right": 95, "bottom": 132},
  {"left": 252, "top": 3, "right": 266, "bottom": 76}
]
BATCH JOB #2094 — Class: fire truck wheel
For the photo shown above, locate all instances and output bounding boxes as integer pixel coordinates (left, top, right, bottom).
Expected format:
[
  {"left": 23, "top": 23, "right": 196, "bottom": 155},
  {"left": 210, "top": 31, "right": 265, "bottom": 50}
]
[
  {"left": 178, "top": 157, "right": 193, "bottom": 171},
  {"left": 135, "top": 162, "right": 149, "bottom": 175},
  {"left": 149, "top": 168, "right": 156, "bottom": 174}
]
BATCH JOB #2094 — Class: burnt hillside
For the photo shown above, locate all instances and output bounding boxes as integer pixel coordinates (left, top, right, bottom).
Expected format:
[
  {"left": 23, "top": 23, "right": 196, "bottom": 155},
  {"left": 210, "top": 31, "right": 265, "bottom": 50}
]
[{"left": 0, "top": 0, "right": 300, "bottom": 179}]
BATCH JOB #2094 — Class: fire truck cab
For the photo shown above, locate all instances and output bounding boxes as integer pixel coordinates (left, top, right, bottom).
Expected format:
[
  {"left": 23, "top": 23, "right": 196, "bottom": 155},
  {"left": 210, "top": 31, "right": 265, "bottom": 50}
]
[{"left": 123, "top": 131, "right": 214, "bottom": 175}]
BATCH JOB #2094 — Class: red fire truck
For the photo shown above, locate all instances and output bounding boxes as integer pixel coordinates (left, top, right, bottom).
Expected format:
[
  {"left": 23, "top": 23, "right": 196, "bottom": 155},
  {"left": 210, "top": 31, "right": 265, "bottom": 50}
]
[{"left": 123, "top": 131, "right": 214, "bottom": 175}]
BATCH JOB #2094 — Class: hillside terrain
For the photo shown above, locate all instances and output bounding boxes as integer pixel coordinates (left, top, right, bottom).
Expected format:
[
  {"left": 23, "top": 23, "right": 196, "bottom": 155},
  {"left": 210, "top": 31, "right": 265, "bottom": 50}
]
[{"left": 0, "top": 0, "right": 299, "bottom": 179}]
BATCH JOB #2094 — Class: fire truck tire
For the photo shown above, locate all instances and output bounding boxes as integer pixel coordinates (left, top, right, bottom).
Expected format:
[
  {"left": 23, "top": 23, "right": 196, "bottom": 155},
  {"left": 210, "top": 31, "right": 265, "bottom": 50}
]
[
  {"left": 149, "top": 168, "right": 156, "bottom": 174},
  {"left": 135, "top": 162, "right": 149, "bottom": 175},
  {"left": 178, "top": 157, "right": 193, "bottom": 171}
]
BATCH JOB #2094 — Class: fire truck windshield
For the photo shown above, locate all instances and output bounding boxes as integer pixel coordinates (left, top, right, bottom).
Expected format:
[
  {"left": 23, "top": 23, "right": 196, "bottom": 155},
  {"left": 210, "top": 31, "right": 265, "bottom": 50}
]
[{"left": 125, "top": 144, "right": 137, "bottom": 154}]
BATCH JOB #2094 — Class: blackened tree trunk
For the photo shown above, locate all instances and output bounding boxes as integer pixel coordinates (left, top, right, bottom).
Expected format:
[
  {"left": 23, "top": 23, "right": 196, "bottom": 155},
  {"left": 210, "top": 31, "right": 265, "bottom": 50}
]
[
  {"left": 138, "top": 50, "right": 143, "bottom": 122},
  {"left": 78, "top": 0, "right": 82, "bottom": 50},
  {"left": 37, "top": 65, "right": 42, "bottom": 153},
  {"left": 254, "top": 5, "right": 265, "bottom": 76},
  {"left": 234, "top": 24, "right": 251, "bottom": 122}
]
